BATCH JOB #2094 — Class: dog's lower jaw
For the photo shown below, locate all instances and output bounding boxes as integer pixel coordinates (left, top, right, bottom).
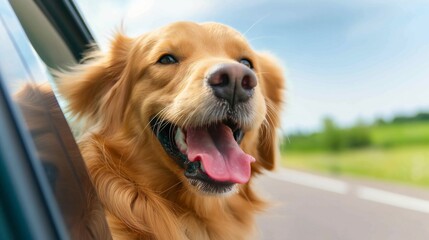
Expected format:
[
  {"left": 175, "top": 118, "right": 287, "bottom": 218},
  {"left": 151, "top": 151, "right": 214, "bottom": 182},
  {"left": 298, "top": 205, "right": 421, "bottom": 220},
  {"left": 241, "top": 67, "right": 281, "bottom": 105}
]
[{"left": 187, "top": 178, "right": 239, "bottom": 197}]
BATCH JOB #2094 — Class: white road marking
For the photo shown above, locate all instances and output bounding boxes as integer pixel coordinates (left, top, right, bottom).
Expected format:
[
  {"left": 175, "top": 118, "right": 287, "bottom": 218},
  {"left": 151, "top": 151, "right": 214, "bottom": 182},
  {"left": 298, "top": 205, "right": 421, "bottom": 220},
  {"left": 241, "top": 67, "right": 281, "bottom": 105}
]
[
  {"left": 356, "top": 186, "right": 429, "bottom": 214},
  {"left": 268, "top": 168, "right": 429, "bottom": 214},
  {"left": 268, "top": 168, "right": 349, "bottom": 194}
]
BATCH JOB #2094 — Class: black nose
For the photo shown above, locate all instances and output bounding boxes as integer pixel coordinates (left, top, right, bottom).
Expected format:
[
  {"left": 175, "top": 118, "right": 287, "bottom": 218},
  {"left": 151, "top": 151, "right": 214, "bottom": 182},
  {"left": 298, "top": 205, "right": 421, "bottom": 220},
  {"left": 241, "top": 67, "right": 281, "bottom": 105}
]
[{"left": 206, "top": 63, "right": 257, "bottom": 106}]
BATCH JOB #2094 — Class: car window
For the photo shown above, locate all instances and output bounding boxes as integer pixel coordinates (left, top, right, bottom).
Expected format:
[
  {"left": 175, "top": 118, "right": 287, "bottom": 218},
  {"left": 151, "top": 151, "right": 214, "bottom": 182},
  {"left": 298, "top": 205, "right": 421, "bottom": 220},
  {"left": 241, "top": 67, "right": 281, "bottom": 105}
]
[{"left": 0, "top": 1, "right": 111, "bottom": 239}]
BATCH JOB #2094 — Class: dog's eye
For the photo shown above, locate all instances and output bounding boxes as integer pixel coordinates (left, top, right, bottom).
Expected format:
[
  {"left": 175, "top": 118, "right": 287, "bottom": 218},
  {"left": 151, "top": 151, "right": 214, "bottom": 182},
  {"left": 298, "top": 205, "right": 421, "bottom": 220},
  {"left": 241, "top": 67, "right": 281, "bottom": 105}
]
[
  {"left": 239, "top": 58, "right": 253, "bottom": 69},
  {"left": 158, "top": 54, "right": 178, "bottom": 64}
]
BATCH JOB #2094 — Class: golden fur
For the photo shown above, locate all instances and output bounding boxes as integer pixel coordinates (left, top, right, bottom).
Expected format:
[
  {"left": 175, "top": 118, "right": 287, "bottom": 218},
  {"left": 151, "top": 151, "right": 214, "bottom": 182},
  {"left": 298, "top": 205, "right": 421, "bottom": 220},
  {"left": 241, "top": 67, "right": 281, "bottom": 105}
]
[{"left": 58, "top": 22, "right": 284, "bottom": 239}]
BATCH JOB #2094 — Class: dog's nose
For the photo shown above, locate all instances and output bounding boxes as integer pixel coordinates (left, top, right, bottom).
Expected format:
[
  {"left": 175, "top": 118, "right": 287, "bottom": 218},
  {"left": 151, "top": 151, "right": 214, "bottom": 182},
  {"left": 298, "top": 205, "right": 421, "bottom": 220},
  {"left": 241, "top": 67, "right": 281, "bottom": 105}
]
[{"left": 206, "top": 63, "right": 257, "bottom": 106}]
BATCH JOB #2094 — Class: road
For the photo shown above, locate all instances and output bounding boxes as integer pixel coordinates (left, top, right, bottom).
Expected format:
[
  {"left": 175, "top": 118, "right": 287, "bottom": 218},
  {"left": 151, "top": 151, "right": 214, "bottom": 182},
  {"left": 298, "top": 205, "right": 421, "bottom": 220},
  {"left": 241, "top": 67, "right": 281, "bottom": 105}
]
[{"left": 256, "top": 168, "right": 429, "bottom": 240}]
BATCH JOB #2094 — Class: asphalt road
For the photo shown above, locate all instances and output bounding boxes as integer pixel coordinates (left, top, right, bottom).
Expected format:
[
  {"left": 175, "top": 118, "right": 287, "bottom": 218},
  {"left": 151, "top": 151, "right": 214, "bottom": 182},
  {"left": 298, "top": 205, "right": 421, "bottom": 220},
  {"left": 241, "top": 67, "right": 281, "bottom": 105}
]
[{"left": 255, "top": 168, "right": 429, "bottom": 240}]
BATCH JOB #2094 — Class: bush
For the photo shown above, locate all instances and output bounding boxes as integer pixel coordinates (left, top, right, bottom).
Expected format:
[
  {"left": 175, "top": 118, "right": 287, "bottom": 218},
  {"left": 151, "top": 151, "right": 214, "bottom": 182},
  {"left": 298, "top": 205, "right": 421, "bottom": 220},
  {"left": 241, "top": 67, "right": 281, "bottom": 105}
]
[
  {"left": 343, "top": 122, "right": 371, "bottom": 148},
  {"left": 322, "top": 117, "right": 371, "bottom": 152}
]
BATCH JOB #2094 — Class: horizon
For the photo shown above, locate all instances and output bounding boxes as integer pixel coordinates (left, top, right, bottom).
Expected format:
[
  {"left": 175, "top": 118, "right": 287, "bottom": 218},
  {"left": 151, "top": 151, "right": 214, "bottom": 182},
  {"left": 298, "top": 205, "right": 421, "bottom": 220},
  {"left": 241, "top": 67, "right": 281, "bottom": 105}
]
[{"left": 287, "top": 110, "right": 429, "bottom": 135}]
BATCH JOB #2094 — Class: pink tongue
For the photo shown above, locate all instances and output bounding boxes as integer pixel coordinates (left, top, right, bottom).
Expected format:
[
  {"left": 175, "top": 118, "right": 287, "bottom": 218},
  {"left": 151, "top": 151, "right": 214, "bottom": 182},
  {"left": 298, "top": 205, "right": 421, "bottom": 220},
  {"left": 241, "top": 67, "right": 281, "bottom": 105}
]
[{"left": 186, "top": 124, "right": 255, "bottom": 184}]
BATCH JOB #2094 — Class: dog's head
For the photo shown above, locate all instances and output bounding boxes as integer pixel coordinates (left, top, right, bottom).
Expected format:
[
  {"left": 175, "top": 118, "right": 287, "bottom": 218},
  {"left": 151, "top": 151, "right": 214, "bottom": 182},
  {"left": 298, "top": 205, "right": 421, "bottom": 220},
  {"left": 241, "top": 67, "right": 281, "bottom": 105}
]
[{"left": 59, "top": 22, "right": 284, "bottom": 196}]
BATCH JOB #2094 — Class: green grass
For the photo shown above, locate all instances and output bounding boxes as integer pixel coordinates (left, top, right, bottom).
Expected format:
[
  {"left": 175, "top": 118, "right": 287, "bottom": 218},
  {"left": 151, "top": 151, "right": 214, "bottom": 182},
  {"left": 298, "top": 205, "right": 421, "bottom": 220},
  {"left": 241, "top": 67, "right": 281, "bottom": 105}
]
[
  {"left": 282, "top": 122, "right": 429, "bottom": 152},
  {"left": 281, "top": 132, "right": 325, "bottom": 152},
  {"left": 280, "top": 122, "right": 429, "bottom": 187},
  {"left": 371, "top": 122, "right": 429, "bottom": 147},
  {"left": 281, "top": 145, "right": 429, "bottom": 187}
]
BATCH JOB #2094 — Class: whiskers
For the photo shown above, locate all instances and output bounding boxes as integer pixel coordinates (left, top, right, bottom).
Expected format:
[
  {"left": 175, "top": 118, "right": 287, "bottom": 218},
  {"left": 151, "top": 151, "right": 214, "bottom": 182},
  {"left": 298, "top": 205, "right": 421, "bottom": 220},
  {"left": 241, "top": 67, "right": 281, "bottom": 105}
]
[
  {"left": 242, "top": 14, "right": 270, "bottom": 37},
  {"left": 158, "top": 181, "right": 183, "bottom": 195},
  {"left": 242, "top": 14, "right": 280, "bottom": 45}
]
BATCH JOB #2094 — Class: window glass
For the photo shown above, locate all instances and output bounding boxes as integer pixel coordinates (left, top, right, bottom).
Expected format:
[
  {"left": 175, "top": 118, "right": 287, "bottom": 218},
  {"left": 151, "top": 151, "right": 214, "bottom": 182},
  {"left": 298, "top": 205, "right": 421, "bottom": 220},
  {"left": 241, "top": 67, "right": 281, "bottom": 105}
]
[{"left": 0, "top": 1, "right": 111, "bottom": 238}]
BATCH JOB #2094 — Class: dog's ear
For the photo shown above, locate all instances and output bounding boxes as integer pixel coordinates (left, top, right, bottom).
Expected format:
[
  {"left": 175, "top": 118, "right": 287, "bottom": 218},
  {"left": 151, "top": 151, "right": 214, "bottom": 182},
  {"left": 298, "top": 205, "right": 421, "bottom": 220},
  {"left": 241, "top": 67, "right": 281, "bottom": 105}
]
[
  {"left": 57, "top": 33, "right": 134, "bottom": 131},
  {"left": 254, "top": 52, "right": 285, "bottom": 171}
]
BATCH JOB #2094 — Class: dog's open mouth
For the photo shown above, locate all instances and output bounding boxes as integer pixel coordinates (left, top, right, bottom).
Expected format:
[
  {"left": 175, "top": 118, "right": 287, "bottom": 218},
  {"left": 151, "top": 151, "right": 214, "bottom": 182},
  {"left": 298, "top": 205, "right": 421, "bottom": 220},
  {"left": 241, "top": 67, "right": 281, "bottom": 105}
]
[{"left": 150, "top": 117, "right": 255, "bottom": 194}]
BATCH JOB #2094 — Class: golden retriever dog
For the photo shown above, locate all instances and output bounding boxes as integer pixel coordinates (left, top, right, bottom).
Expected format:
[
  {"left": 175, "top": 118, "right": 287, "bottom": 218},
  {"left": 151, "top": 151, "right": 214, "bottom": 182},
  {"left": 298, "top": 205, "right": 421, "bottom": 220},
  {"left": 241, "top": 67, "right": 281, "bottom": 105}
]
[{"left": 58, "top": 21, "right": 284, "bottom": 239}]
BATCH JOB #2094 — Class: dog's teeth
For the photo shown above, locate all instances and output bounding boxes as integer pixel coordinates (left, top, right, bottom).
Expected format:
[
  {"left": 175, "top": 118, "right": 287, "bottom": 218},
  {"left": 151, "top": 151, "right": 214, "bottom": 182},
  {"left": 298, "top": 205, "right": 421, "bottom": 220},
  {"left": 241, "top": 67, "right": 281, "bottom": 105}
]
[
  {"left": 200, "top": 163, "right": 206, "bottom": 173},
  {"left": 175, "top": 127, "right": 188, "bottom": 154}
]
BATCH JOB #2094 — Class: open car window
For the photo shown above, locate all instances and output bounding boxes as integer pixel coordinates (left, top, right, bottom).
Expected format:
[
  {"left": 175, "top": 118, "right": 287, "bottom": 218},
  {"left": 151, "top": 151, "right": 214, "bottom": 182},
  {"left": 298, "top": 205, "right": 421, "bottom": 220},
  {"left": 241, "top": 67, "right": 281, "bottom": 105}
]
[{"left": 0, "top": 1, "right": 111, "bottom": 239}]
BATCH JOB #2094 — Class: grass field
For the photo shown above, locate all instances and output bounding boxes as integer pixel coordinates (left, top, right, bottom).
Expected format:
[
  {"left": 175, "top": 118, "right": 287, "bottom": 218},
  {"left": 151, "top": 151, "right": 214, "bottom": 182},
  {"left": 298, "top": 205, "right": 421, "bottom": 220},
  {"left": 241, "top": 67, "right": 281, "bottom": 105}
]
[
  {"left": 281, "top": 122, "right": 429, "bottom": 187},
  {"left": 371, "top": 122, "right": 429, "bottom": 147},
  {"left": 281, "top": 145, "right": 429, "bottom": 187},
  {"left": 282, "top": 122, "right": 429, "bottom": 152}
]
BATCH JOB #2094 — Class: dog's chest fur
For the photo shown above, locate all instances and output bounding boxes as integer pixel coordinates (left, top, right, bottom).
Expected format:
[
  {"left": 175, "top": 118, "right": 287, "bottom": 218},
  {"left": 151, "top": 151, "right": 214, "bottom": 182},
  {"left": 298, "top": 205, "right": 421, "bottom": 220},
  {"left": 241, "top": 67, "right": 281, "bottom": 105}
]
[{"left": 80, "top": 134, "right": 264, "bottom": 240}]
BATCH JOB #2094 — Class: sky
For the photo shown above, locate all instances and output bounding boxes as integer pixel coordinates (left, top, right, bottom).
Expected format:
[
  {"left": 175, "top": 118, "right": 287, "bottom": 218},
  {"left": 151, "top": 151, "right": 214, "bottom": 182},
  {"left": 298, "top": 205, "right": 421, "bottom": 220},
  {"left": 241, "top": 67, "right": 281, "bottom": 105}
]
[{"left": 75, "top": 0, "right": 429, "bottom": 134}]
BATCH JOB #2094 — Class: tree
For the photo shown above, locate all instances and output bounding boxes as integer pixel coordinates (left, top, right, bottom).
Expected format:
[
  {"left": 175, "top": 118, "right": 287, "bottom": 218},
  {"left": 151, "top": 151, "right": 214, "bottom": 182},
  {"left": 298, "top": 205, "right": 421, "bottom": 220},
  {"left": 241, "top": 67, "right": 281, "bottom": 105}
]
[{"left": 322, "top": 117, "right": 342, "bottom": 152}]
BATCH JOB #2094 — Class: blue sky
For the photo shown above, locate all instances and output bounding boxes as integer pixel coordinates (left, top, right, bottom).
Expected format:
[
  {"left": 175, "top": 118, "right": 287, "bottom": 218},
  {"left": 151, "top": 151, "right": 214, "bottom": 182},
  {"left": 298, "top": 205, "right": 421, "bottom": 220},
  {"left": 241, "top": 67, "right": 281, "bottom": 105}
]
[{"left": 76, "top": 0, "right": 429, "bottom": 133}]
